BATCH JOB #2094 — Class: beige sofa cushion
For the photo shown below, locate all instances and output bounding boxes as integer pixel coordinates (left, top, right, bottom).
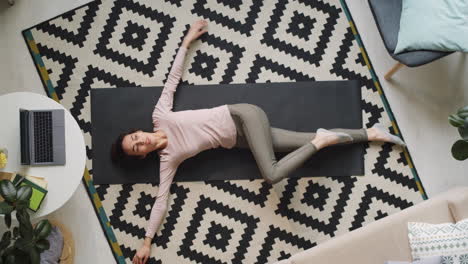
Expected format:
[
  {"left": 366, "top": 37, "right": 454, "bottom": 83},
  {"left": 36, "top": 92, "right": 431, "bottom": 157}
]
[
  {"left": 288, "top": 192, "right": 455, "bottom": 264},
  {"left": 448, "top": 188, "right": 468, "bottom": 221}
]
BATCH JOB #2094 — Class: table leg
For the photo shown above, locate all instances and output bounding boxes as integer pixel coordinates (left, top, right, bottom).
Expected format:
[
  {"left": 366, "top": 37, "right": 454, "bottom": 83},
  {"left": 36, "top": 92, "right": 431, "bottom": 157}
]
[{"left": 384, "top": 62, "right": 405, "bottom": 81}]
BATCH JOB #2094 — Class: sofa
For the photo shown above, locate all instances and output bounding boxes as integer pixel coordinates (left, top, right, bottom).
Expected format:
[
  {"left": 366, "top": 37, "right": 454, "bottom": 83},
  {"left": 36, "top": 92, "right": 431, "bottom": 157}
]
[{"left": 274, "top": 187, "right": 468, "bottom": 264}]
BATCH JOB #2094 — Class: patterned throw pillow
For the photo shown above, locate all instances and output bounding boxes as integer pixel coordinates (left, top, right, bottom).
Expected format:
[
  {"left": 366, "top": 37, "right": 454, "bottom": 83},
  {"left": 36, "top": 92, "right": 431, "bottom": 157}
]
[{"left": 408, "top": 219, "right": 468, "bottom": 264}]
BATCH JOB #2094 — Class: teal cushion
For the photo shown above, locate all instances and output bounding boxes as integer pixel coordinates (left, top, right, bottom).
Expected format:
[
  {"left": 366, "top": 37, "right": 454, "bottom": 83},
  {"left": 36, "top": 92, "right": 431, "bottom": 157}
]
[{"left": 394, "top": 0, "right": 468, "bottom": 54}]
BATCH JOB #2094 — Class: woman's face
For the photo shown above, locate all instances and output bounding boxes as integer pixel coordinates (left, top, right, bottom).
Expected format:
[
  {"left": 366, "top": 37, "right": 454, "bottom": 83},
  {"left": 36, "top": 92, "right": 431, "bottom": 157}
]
[{"left": 121, "top": 130, "right": 160, "bottom": 157}]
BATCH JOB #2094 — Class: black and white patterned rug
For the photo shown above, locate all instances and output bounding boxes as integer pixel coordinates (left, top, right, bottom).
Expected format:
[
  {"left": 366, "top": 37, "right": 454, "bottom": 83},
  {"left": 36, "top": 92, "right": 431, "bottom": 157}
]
[{"left": 23, "top": 0, "right": 426, "bottom": 263}]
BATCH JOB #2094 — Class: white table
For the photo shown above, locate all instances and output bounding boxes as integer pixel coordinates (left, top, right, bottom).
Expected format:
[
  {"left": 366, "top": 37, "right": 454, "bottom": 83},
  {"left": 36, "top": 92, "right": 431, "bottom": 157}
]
[{"left": 0, "top": 92, "right": 86, "bottom": 218}]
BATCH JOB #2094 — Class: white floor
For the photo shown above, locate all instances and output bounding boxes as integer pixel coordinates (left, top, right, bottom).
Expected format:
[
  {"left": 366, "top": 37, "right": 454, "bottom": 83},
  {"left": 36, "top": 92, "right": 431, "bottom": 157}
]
[{"left": 0, "top": 0, "right": 466, "bottom": 263}]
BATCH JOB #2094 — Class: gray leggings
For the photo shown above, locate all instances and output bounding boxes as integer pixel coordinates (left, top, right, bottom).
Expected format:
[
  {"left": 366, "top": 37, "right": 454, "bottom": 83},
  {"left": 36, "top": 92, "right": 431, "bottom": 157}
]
[{"left": 228, "top": 104, "right": 367, "bottom": 184}]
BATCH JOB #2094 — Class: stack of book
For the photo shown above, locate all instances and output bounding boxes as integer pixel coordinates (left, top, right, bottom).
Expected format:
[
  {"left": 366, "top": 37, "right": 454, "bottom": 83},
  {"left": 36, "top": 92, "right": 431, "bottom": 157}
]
[{"left": 8, "top": 173, "right": 48, "bottom": 212}]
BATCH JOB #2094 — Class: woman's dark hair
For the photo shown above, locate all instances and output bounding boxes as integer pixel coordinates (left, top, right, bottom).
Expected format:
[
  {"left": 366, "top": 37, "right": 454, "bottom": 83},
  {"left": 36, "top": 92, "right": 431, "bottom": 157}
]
[{"left": 110, "top": 128, "right": 140, "bottom": 167}]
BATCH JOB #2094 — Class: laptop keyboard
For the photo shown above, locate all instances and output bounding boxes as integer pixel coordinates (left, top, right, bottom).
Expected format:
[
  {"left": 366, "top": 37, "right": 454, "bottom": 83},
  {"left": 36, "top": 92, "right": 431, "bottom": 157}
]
[{"left": 33, "top": 112, "right": 53, "bottom": 163}]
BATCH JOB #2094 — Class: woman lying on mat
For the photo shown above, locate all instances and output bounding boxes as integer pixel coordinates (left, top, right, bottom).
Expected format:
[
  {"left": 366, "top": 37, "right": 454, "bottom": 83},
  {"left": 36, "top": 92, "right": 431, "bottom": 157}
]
[{"left": 110, "top": 20, "right": 406, "bottom": 264}]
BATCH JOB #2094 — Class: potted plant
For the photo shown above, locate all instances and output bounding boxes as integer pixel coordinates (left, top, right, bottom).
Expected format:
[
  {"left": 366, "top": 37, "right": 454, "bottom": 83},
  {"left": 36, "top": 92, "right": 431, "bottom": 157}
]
[
  {"left": 0, "top": 180, "right": 52, "bottom": 264},
  {"left": 449, "top": 106, "right": 468, "bottom": 161}
]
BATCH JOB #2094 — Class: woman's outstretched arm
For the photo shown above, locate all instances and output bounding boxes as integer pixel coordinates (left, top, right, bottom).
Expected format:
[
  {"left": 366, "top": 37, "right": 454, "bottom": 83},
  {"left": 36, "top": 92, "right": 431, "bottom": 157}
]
[
  {"left": 132, "top": 162, "right": 177, "bottom": 264},
  {"left": 153, "top": 20, "right": 208, "bottom": 115}
]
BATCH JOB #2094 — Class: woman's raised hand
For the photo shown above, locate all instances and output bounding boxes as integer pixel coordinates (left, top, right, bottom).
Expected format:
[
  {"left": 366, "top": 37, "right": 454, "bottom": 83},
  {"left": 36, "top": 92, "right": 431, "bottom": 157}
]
[{"left": 182, "top": 19, "right": 208, "bottom": 48}]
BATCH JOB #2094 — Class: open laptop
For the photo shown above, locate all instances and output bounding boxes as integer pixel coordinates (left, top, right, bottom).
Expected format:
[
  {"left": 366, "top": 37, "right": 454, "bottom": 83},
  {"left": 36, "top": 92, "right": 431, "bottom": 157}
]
[{"left": 19, "top": 109, "right": 66, "bottom": 165}]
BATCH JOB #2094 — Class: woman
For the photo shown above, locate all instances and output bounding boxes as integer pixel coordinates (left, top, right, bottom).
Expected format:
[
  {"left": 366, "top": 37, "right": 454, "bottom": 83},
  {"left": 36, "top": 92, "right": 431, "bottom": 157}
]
[{"left": 111, "top": 20, "right": 406, "bottom": 264}]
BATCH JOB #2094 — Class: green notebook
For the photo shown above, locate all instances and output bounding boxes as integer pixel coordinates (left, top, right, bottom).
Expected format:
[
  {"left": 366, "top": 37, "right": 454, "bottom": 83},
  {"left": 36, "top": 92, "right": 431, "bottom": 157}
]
[{"left": 11, "top": 174, "right": 48, "bottom": 212}]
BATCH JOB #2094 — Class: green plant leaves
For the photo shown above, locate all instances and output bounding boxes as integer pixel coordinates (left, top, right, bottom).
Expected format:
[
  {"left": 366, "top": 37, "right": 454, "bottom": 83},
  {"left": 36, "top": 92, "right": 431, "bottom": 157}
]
[
  {"left": 0, "top": 231, "right": 11, "bottom": 249},
  {"left": 457, "top": 106, "right": 468, "bottom": 118},
  {"left": 459, "top": 127, "right": 468, "bottom": 140},
  {"left": 452, "top": 140, "right": 468, "bottom": 161},
  {"left": 0, "top": 192, "right": 52, "bottom": 264},
  {"left": 11, "top": 253, "right": 29, "bottom": 264},
  {"left": 449, "top": 114, "right": 466, "bottom": 128},
  {"left": 5, "top": 214, "right": 11, "bottom": 229},
  {"left": 0, "top": 202, "right": 14, "bottom": 215},
  {"left": 0, "top": 182, "right": 52, "bottom": 264},
  {"left": 14, "top": 237, "right": 33, "bottom": 252},
  {"left": 5, "top": 255, "right": 15, "bottom": 264},
  {"left": 15, "top": 186, "right": 32, "bottom": 202},
  {"left": 14, "top": 238, "right": 40, "bottom": 264},
  {"left": 12, "top": 227, "right": 19, "bottom": 238},
  {"left": 16, "top": 210, "right": 33, "bottom": 240},
  {"left": 28, "top": 248, "right": 40, "bottom": 264},
  {"left": 2, "top": 247, "right": 14, "bottom": 256},
  {"left": 0, "top": 181, "right": 17, "bottom": 203},
  {"left": 0, "top": 201, "right": 14, "bottom": 228},
  {"left": 35, "top": 239, "right": 50, "bottom": 252},
  {"left": 34, "top": 220, "right": 52, "bottom": 240},
  {"left": 16, "top": 209, "right": 30, "bottom": 226},
  {"left": 15, "top": 200, "right": 28, "bottom": 211},
  {"left": 450, "top": 106, "right": 468, "bottom": 161}
]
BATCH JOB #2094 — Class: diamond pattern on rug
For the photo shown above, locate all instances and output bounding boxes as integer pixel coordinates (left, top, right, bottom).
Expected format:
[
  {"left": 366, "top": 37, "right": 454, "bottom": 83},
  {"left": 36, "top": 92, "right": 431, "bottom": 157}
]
[
  {"left": 203, "top": 221, "right": 234, "bottom": 252},
  {"left": 186, "top": 32, "right": 245, "bottom": 84},
  {"left": 191, "top": 0, "right": 263, "bottom": 36},
  {"left": 35, "top": 1, "right": 100, "bottom": 47},
  {"left": 178, "top": 196, "right": 259, "bottom": 264},
  {"left": 256, "top": 225, "right": 316, "bottom": 264},
  {"left": 208, "top": 180, "right": 273, "bottom": 207},
  {"left": 286, "top": 11, "right": 317, "bottom": 41},
  {"left": 349, "top": 185, "right": 413, "bottom": 231},
  {"left": 301, "top": 181, "right": 331, "bottom": 211},
  {"left": 189, "top": 50, "right": 220, "bottom": 81},
  {"left": 262, "top": 0, "right": 340, "bottom": 66},
  {"left": 275, "top": 177, "right": 357, "bottom": 237},
  {"left": 94, "top": 0, "right": 175, "bottom": 76},
  {"left": 119, "top": 21, "right": 151, "bottom": 52},
  {"left": 24, "top": 0, "right": 425, "bottom": 263}
]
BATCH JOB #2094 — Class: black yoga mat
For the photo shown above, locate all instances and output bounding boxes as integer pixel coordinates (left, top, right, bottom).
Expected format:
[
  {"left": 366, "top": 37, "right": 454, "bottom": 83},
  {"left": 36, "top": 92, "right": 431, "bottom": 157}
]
[{"left": 91, "top": 81, "right": 364, "bottom": 185}]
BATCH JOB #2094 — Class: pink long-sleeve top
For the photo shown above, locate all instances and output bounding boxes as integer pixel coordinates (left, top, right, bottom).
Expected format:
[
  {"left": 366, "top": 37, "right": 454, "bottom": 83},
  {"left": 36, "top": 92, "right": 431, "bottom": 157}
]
[{"left": 145, "top": 47, "right": 237, "bottom": 239}]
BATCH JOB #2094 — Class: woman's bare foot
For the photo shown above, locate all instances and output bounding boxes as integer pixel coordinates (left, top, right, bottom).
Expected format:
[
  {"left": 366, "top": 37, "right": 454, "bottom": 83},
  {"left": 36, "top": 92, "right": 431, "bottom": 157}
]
[
  {"left": 311, "top": 128, "right": 353, "bottom": 150},
  {"left": 367, "top": 124, "right": 406, "bottom": 147}
]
